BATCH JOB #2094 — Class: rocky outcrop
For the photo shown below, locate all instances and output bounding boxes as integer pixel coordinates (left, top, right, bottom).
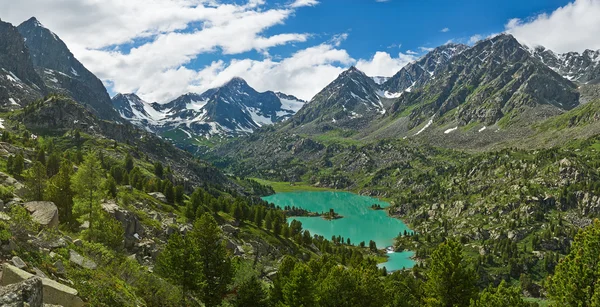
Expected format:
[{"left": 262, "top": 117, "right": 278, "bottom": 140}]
[
  {"left": 101, "top": 202, "right": 144, "bottom": 248},
  {"left": 147, "top": 192, "right": 167, "bottom": 203},
  {"left": 23, "top": 201, "right": 59, "bottom": 228},
  {"left": 0, "top": 276, "right": 43, "bottom": 307},
  {"left": 1, "top": 263, "right": 84, "bottom": 307}
]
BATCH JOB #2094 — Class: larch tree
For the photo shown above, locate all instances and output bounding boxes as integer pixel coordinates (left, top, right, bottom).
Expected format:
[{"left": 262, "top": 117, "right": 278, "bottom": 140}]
[
  {"left": 71, "top": 151, "right": 104, "bottom": 241},
  {"left": 46, "top": 161, "right": 75, "bottom": 225},
  {"left": 25, "top": 161, "right": 47, "bottom": 201}
]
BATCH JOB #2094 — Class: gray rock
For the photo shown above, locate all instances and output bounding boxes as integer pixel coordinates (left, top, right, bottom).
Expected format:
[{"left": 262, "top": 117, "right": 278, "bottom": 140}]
[
  {"left": 11, "top": 256, "right": 26, "bottom": 269},
  {"left": 78, "top": 221, "right": 89, "bottom": 231},
  {"left": 148, "top": 192, "right": 167, "bottom": 203},
  {"left": 68, "top": 250, "right": 97, "bottom": 270},
  {"left": 1, "top": 264, "right": 84, "bottom": 307},
  {"left": 72, "top": 239, "right": 83, "bottom": 247},
  {"left": 221, "top": 224, "right": 239, "bottom": 236},
  {"left": 53, "top": 260, "right": 65, "bottom": 276},
  {"left": 23, "top": 201, "right": 59, "bottom": 228},
  {"left": 32, "top": 267, "right": 47, "bottom": 279},
  {"left": 101, "top": 202, "right": 144, "bottom": 247},
  {"left": 0, "top": 276, "right": 43, "bottom": 307}
]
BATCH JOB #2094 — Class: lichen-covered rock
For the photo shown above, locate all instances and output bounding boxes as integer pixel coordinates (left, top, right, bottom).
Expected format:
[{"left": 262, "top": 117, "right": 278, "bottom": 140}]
[
  {"left": 0, "top": 276, "right": 43, "bottom": 307},
  {"left": 23, "top": 201, "right": 58, "bottom": 228}
]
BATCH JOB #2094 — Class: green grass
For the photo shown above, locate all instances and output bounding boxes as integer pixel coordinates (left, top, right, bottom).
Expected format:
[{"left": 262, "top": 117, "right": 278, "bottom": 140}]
[{"left": 250, "top": 178, "right": 336, "bottom": 193}]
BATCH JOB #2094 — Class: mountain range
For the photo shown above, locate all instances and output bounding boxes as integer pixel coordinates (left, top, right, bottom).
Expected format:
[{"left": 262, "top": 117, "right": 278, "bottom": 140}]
[
  {"left": 2, "top": 16, "right": 600, "bottom": 149},
  {"left": 111, "top": 77, "right": 305, "bottom": 139}
]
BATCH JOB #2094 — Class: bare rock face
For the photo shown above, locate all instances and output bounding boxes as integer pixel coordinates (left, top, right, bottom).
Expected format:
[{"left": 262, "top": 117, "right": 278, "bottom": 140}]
[
  {"left": 1, "top": 263, "right": 84, "bottom": 307},
  {"left": 0, "top": 276, "right": 43, "bottom": 307},
  {"left": 23, "top": 201, "right": 59, "bottom": 228}
]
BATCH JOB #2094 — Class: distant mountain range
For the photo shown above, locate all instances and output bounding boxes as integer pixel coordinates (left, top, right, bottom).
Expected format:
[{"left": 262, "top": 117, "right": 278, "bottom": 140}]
[
  {"left": 111, "top": 77, "right": 305, "bottom": 139},
  {"left": 2, "top": 16, "right": 600, "bottom": 148}
]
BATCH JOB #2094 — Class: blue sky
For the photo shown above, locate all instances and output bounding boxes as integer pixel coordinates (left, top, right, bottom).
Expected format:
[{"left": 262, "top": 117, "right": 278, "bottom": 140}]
[
  {"left": 3, "top": 0, "right": 598, "bottom": 102},
  {"left": 259, "top": 0, "right": 571, "bottom": 61}
]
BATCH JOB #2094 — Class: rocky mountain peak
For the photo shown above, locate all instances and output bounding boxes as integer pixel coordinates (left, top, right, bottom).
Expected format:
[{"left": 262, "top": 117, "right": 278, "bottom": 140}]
[
  {"left": 381, "top": 43, "right": 468, "bottom": 94},
  {"left": 17, "top": 18, "right": 121, "bottom": 121}
]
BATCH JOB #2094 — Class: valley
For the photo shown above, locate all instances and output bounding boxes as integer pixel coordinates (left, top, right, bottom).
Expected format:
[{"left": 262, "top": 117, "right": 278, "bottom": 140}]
[{"left": 1, "top": 3, "right": 600, "bottom": 306}]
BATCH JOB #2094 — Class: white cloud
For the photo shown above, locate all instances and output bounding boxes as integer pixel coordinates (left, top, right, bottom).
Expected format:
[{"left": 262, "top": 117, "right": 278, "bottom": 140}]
[
  {"left": 505, "top": 0, "right": 600, "bottom": 53},
  {"left": 290, "top": 0, "right": 319, "bottom": 8},
  {"left": 441, "top": 27, "right": 450, "bottom": 33},
  {"left": 330, "top": 33, "right": 349, "bottom": 47},
  {"left": 355, "top": 51, "right": 417, "bottom": 77},
  {"left": 1, "top": 0, "right": 328, "bottom": 102},
  {"left": 405, "top": 50, "right": 418, "bottom": 55},
  {"left": 468, "top": 34, "right": 483, "bottom": 44},
  {"left": 419, "top": 46, "right": 434, "bottom": 52},
  {"left": 131, "top": 43, "right": 353, "bottom": 102}
]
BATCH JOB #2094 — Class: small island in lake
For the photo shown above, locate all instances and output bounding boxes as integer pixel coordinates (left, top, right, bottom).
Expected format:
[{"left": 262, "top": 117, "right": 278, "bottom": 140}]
[
  {"left": 370, "top": 204, "right": 384, "bottom": 210},
  {"left": 284, "top": 206, "right": 343, "bottom": 220},
  {"left": 322, "top": 208, "right": 343, "bottom": 220}
]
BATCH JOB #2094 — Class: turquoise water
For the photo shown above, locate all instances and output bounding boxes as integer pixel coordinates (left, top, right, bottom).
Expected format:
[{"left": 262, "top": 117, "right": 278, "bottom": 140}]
[{"left": 262, "top": 191, "right": 415, "bottom": 270}]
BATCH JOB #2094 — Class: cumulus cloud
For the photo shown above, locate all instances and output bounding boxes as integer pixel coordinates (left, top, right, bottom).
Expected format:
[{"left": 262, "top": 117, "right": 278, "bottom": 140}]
[
  {"left": 441, "top": 27, "right": 450, "bottom": 33},
  {"left": 355, "top": 51, "right": 417, "bottom": 77},
  {"left": 131, "top": 43, "right": 353, "bottom": 102},
  {"left": 1, "top": 0, "right": 327, "bottom": 102},
  {"left": 468, "top": 35, "right": 483, "bottom": 44},
  {"left": 505, "top": 0, "right": 600, "bottom": 53},
  {"left": 290, "top": 0, "right": 319, "bottom": 8}
]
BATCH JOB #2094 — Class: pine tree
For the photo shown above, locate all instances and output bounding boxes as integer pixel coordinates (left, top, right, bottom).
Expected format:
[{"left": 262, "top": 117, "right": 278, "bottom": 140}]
[
  {"left": 424, "top": 240, "right": 477, "bottom": 307},
  {"left": 163, "top": 180, "right": 175, "bottom": 204},
  {"left": 72, "top": 151, "right": 104, "bottom": 241},
  {"left": 282, "top": 263, "right": 315, "bottom": 307},
  {"left": 46, "top": 151, "right": 61, "bottom": 177},
  {"left": 191, "top": 213, "right": 233, "bottom": 306},
  {"left": 234, "top": 275, "right": 267, "bottom": 307},
  {"left": 12, "top": 153, "right": 24, "bottom": 177},
  {"left": 470, "top": 280, "right": 528, "bottom": 307},
  {"left": 46, "top": 161, "right": 75, "bottom": 225},
  {"left": 548, "top": 219, "right": 600, "bottom": 306},
  {"left": 103, "top": 175, "right": 118, "bottom": 198},
  {"left": 24, "top": 161, "right": 47, "bottom": 201},
  {"left": 154, "top": 162, "right": 164, "bottom": 179},
  {"left": 155, "top": 232, "right": 203, "bottom": 305},
  {"left": 36, "top": 148, "right": 46, "bottom": 165},
  {"left": 174, "top": 185, "right": 184, "bottom": 204},
  {"left": 124, "top": 153, "right": 134, "bottom": 172}
]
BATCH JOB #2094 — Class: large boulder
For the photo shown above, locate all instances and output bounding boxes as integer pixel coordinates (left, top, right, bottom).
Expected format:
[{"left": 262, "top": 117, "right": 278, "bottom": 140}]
[
  {"left": 0, "top": 276, "right": 43, "bottom": 307},
  {"left": 1, "top": 263, "right": 84, "bottom": 307},
  {"left": 68, "top": 250, "right": 97, "bottom": 270},
  {"left": 23, "top": 201, "right": 59, "bottom": 228}
]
